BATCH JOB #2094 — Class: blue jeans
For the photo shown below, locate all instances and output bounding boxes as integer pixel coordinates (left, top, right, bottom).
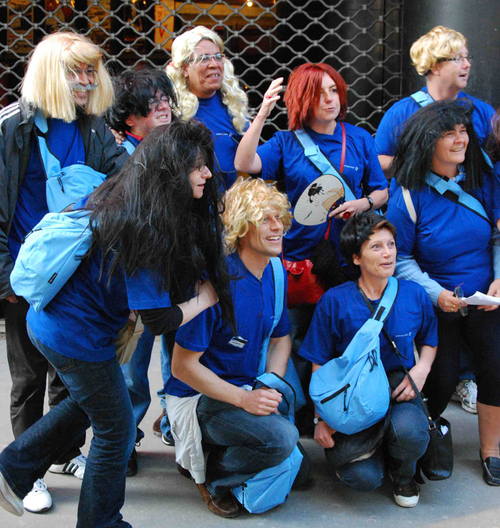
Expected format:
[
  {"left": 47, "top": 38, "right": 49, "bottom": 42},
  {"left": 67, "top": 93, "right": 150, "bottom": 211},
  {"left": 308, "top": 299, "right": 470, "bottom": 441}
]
[
  {"left": 121, "top": 328, "right": 156, "bottom": 442},
  {"left": 0, "top": 326, "right": 136, "bottom": 528},
  {"left": 157, "top": 332, "right": 175, "bottom": 437},
  {"left": 196, "top": 396, "right": 299, "bottom": 497},
  {"left": 336, "top": 398, "right": 430, "bottom": 491}
]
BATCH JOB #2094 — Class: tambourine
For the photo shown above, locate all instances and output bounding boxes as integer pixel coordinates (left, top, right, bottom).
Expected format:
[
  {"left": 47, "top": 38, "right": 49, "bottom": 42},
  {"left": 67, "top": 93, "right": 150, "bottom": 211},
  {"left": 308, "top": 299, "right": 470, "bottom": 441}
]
[{"left": 293, "top": 174, "right": 345, "bottom": 226}]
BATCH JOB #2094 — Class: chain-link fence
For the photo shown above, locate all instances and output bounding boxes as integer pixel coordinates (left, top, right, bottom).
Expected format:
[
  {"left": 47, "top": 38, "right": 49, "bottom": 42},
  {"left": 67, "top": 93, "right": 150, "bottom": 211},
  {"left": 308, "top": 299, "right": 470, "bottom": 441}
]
[{"left": 0, "top": 0, "right": 402, "bottom": 137}]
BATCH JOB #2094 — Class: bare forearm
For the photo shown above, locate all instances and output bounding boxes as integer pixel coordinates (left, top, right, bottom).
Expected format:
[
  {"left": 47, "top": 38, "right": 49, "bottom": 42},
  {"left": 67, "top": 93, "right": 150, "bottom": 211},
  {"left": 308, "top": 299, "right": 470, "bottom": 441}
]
[{"left": 265, "top": 335, "right": 291, "bottom": 377}]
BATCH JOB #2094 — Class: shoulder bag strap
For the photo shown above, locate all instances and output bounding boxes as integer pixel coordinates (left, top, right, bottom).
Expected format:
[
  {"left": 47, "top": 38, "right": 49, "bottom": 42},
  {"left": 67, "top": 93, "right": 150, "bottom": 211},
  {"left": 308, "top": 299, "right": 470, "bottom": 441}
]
[
  {"left": 34, "top": 110, "right": 62, "bottom": 178},
  {"left": 410, "top": 90, "right": 434, "bottom": 107},
  {"left": 425, "top": 172, "right": 490, "bottom": 224},
  {"left": 293, "top": 125, "right": 357, "bottom": 202},
  {"left": 356, "top": 276, "right": 399, "bottom": 325},
  {"left": 402, "top": 187, "right": 417, "bottom": 223},
  {"left": 257, "top": 257, "right": 284, "bottom": 375},
  {"left": 357, "top": 282, "right": 436, "bottom": 430}
]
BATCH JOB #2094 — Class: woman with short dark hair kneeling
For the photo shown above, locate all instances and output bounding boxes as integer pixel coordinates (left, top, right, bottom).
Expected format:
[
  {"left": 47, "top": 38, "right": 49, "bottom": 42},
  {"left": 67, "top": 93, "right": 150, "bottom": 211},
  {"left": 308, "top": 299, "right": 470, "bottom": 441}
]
[{"left": 299, "top": 212, "right": 437, "bottom": 508}]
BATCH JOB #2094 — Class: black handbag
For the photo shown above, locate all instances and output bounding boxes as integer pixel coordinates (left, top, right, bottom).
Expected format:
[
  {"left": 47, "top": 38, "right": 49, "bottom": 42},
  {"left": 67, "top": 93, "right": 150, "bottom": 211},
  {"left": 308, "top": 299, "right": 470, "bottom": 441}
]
[{"left": 381, "top": 328, "right": 454, "bottom": 481}]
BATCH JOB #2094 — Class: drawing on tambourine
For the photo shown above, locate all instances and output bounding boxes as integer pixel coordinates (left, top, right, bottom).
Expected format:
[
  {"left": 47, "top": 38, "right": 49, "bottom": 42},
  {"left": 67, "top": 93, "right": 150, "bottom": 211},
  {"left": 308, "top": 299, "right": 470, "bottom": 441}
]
[{"left": 294, "top": 175, "right": 345, "bottom": 225}]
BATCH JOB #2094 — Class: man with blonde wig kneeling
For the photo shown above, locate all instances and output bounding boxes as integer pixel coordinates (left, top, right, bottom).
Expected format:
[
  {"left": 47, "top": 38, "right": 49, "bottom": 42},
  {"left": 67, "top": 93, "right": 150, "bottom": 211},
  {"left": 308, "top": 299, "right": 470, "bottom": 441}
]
[{"left": 165, "top": 177, "right": 309, "bottom": 518}]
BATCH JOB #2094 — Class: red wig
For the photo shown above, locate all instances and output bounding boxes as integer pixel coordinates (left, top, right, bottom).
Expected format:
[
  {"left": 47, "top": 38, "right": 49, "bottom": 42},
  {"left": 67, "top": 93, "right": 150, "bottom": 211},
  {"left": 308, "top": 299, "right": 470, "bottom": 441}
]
[{"left": 284, "top": 63, "right": 348, "bottom": 131}]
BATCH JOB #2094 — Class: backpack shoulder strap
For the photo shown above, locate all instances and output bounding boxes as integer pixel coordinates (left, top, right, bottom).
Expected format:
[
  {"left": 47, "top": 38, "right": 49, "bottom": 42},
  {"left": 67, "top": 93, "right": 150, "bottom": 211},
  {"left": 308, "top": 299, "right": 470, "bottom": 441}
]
[
  {"left": 410, "top": 90, "right": 434, "bottom": 107},
  {"left": 357, "top": 276, "right": 399, "bottom": 325},
  {"left": 425, "top": 172, "right": 490, "bottom": 224},
  {"left": 293, "top": 129, "right": 357, "bottom": 202},
  {"left": 34, "top": 109, "right": 62, "bottom": 177},
  {"left": 257, "top": 257, "right": 285, "bottom": 375},
  {"left": 401, "top": 187, "right": 417, "bottom": 223}
]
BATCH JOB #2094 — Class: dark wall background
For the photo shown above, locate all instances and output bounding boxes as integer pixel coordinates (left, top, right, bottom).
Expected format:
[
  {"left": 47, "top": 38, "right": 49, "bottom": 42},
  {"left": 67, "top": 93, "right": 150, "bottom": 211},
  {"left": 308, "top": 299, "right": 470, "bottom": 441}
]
[{"left": 402, "top": 0, "right": 500, "bottom": 110}]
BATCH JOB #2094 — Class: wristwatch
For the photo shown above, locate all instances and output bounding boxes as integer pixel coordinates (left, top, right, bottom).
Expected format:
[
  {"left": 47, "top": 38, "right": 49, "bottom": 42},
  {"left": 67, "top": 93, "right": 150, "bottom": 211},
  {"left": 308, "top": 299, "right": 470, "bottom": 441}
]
[
  {"left": 313, "top": 417, "right": 323, "bottom": 425},
  {"left": 366, "top": 196, "right": 374, "bottom": 211}
]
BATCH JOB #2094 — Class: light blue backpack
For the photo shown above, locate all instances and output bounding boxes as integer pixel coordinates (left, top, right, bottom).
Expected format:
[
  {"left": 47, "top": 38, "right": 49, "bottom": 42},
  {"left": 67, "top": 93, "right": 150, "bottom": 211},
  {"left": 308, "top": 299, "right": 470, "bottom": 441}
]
[
  {"left": 35, "top": 111, "right": 107, "bottom": 212},
  {"left": 232, "top": 372, "right": 303, "bottom": 514},
  {"left": 309, "top": 277, "right": 399, "bottom": 435},
  {"left": 10, "top": 209, "right": 92, "bottom": 312}
]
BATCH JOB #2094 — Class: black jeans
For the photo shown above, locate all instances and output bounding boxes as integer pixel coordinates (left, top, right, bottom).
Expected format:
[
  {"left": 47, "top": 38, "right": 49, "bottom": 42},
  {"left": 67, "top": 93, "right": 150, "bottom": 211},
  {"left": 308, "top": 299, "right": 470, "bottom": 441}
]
[
  {"left": 2, "top": 297, "right": 84, "bottom": 462},
  {"left": 423, "top": 307, "right": 500, "bottom": 418}
]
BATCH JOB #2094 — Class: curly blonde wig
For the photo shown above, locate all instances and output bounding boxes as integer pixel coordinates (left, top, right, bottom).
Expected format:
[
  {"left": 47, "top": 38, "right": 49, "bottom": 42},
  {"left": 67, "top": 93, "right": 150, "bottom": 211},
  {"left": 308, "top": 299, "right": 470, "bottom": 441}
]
[
  {"left": 410, "top": 26, "right": 468, "bottom": 76},
  {"left": 21, "top": 31, "right": 114, "bottom": 122},
  {"left": 223, "top": 177, "right": 293, "bottom": 253},
  {"left": 166, "top": 26, "right": 249, "bottom": 134}
]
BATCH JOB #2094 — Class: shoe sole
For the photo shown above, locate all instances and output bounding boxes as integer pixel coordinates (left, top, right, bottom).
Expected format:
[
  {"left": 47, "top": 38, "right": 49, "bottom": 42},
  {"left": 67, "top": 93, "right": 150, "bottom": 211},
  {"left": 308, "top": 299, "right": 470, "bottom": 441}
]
[
  {"left": 394, "top": 495, "right": 419, "bottom": 508},
  {"left": 152, "top": 429, "right": 162, "bottom": 437},
  {"left": 24, "top": 504, "right": 52, "bottom": 514},
  {"left": 0, "top": 473, "right": 24, "bottom": 516}
]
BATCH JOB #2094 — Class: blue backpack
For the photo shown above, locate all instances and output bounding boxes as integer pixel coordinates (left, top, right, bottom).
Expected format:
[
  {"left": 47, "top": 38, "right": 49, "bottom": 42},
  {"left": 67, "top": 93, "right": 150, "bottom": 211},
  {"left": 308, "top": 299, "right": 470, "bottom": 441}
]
[
  {"left": 309, "top": 277, "right": 399, "bottom": 435},
  {"left": 232, "top": 372, "right": 303, "bottom": 514},
  {"left": 10, "top": 209, "right": 92, "bottom": 312},
  {"left": 35, "top": 111, "right": 107, "bottom": 212}
]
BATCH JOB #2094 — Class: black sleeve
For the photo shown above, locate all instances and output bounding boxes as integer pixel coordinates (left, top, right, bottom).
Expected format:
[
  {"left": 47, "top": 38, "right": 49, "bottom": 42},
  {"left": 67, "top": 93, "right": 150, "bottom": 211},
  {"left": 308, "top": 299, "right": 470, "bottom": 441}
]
[{"left": 138, "top": 305, "right": 183, "bottom": 335}]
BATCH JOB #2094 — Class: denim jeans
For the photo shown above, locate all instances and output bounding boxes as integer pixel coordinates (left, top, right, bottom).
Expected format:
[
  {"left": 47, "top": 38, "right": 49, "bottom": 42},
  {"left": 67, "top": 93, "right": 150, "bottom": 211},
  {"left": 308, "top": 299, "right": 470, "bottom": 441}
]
[
  {"left": 0, "top": 325, "right": 136, "bottom": 528},
  {"left": 196, "top": 395, "right": 300, "bottom": 497},
  {"left": 157, "top": 332, "right": 175, "bottom": 437},
  {"left": 336, "top": 398, "right": 429, "bottom": 491},
  {"left": 121, "top": 328, "right": 156, "bottom": 442}
]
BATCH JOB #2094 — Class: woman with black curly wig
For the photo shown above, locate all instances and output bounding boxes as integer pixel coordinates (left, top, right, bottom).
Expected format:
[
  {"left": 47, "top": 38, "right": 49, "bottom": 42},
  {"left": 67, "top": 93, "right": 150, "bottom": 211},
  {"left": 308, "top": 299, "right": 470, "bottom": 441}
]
[
  {"left": 386, "top": 100, "right": 500, "bottom": 488},
  {"left": 0, "top": 120, "right": 235, "bottom": 527}
]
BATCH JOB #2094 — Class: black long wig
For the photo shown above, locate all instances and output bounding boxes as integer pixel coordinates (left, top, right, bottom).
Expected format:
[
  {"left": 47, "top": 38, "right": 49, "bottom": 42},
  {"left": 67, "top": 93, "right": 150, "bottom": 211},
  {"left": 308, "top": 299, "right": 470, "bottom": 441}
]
[
  {"left": 393, "top": 100, "right": 491, "bottom": 192},
  {"left": 87, "top": 119, "right": 235, "bottom": 329}
]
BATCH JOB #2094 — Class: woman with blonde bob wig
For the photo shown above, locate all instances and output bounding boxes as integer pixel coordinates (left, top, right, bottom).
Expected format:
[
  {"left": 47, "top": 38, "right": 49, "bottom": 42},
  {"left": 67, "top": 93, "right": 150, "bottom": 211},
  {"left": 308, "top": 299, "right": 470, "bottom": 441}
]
[{"left": 166, "top": 25, "right": 249, "bottom": 189}]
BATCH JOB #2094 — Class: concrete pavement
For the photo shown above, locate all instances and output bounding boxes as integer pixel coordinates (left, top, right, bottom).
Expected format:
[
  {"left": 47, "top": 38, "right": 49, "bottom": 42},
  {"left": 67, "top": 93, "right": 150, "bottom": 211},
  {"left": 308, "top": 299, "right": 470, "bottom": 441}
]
[{"left": 0, "top": 335, "right": 499, "bottom": 528}]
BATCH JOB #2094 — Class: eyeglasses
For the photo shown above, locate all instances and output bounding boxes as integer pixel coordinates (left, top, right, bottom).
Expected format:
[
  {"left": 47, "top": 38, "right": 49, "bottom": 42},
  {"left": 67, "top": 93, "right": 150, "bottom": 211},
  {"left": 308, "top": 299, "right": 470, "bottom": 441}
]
[
  {"left": 454, "top": 284, "right": 468, "bottom": 317},
  {"left": 438, "top": 55, "right": 473, "bottom": 65},
  {"left": 188, "top": 52, "right": 225, "bottom": 66},
  {"left": 148, "top": 94, "right": 171, "bottom": 111},
  {"left": 66, "top": 67, "right": 97, "bottom": 80}
]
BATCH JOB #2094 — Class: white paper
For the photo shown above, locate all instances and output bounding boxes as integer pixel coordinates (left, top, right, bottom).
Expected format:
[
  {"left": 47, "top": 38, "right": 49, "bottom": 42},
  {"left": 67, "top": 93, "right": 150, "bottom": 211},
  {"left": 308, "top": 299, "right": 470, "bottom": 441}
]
[{"left": 461, "top": 291, "right": 500, "bottom": 306}]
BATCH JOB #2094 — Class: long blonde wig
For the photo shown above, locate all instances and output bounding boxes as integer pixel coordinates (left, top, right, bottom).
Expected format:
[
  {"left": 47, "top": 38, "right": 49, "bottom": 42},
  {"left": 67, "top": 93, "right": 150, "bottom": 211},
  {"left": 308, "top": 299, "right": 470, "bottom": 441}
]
[
  {"left": 21, "top": 32, "right": 114, "bottom": 122},
  {"left": 410, "top": 26, "right": 468, "bottom": 76},
  {"left": 166, "top": 26, "right": 249, "bottom": 134},
  {"left": 223, "top": 177, "right": 292, "bottom": 253}
]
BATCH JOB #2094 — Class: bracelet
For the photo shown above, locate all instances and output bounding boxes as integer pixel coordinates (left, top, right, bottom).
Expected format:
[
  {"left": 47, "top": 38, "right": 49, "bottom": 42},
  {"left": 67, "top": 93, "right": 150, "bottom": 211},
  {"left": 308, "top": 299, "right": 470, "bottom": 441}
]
[{"left": 365, "top": 196, "right": 374, "bottom": 211}]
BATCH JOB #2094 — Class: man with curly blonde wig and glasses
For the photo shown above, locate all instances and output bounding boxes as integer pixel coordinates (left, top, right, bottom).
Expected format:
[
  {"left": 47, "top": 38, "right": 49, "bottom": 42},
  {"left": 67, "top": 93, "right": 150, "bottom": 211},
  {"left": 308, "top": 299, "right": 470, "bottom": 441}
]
[
  {"left": 0, "top": 31, "right": 128, "bottom": 513},
  {"left": 375, "top": 25, "right": 494, "bottom": 174},
  {"left": 166, "top": 26, "right": 249, "bottom": 190},
  {"left": 164, "top": 177, "right": 309, "bottom": 518}
]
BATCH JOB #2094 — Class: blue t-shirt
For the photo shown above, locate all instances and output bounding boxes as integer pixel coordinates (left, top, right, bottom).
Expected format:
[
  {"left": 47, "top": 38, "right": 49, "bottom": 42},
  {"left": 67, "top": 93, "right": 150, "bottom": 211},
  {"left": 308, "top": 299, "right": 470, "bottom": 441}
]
[
  {"left": 194, "top": 92, "right": 244, "bottom": 190},
  {"left": 27, "top": 254, "right": 171, "bottom": 362},
  {"left": 9, "top": 119, "right": 85, "bottom": 260},
  {"left": 375, "top": 87, "right": 495, "bottom": 157},
  {"left": 257, "top": 123, "right": 387, "bottom": 261},
  {"left": 386, "top": 175, "right": 495, "bottom": 297},
  {"left": 167, "top": 252, "right": 291, "bottom": 397},
  {"left": 299, "top": 280, "right": 438, "bottom": 373}
]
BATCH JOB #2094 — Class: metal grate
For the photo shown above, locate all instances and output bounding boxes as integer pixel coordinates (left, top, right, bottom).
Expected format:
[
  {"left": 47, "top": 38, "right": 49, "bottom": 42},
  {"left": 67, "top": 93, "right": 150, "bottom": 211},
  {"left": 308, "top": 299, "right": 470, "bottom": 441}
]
[{"left": 0, "top": 0, "right": 402, "bottom": 137}]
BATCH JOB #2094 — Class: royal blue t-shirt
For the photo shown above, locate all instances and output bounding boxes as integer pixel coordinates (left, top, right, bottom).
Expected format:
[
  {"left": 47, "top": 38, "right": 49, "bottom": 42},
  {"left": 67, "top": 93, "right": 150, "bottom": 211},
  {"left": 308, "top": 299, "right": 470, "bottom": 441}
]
[
  {"left": 257, "top": 123, "right": 387, "bottom": 262},
  {"left": 167, "top": 252, "right": 291, "bottom": 397},
  {"left": 9, "top": 119, "right": 85, "bottom": 260},
  {"left": 299, "top": 280, "right": 437, "bottom": 373},
  {"left": 194, "top": 92, "right": 246, "bottom": 190},
  {"left": 375, "top": 87, "right": 495, "bottom": 157},
  {"left": 386, "top": 174, "right": 495, "bottom": 297},
  {"left": 27, "top": 254, "right": 171, "bottom": 362}
]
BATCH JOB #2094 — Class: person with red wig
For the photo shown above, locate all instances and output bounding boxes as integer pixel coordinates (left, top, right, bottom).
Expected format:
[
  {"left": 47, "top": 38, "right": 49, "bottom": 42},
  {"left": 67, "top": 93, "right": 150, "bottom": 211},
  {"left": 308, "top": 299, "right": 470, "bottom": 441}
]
[{"left": 235, "top": 63, "right": 388, "bottom": 432}]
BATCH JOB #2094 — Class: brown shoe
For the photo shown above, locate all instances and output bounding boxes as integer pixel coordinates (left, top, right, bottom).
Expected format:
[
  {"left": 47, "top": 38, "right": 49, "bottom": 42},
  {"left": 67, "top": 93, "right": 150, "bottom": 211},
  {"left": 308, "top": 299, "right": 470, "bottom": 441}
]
[
  {"left": 196, "top": 483, "right": 240, "bottom": 519},
  {"left": 152, "top": 410, "right": 166, "bottom": 436}
]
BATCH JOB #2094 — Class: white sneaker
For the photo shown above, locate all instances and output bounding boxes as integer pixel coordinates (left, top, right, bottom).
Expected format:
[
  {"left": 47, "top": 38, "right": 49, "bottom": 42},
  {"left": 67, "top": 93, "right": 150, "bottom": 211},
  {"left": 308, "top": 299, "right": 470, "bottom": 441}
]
[
  {"left": 49, "top": 454, "right": 87, "bottom": 480},
  {"left": 452, "top": 379, "right": 478, "bottom": 414},
  {"left": 0, "top": 471, "right": 24, "bottom": 516},
  {"left": 393, "top": 480, "right": 420, "bottom": 508},
  {"left": 23, "top": 479, "right": 52, "bottom": 514}
]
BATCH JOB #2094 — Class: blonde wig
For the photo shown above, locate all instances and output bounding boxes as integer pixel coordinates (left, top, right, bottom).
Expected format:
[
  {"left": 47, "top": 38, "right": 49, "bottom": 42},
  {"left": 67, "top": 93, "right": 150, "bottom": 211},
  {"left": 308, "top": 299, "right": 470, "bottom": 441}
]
[
  {"left": 410, "top": 26, "right": 467, "bottom": 76},
  {"left": 21, "top": 31, "right": 114, "bottom": 122},
  {"left": 223, "top": 177, "right": 292, "bottom": 253},
  {"left": 166, "top": 26, "right": 249, "bottom": 134}
]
